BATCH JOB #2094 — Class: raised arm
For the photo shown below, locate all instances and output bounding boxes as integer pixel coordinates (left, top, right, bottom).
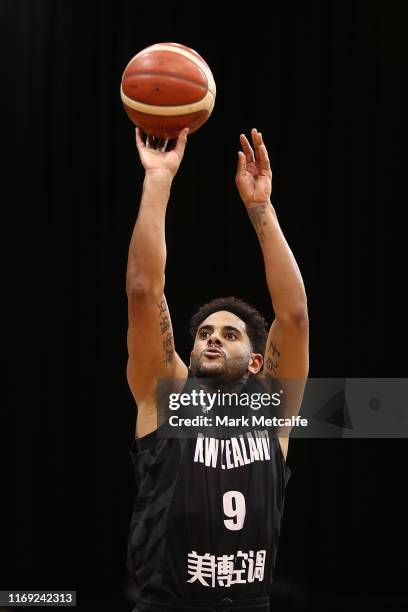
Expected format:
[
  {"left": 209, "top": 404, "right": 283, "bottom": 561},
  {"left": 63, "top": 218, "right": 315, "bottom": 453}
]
[
  {"left": 126, "top": 129, "right": 189, "bottom": 437},
  {"left": 235, "top": 128, "right": 309, "bottom": 457}
]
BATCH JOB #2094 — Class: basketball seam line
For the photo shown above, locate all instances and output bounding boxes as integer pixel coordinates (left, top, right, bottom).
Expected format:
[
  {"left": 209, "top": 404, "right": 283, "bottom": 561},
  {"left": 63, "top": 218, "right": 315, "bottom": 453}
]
[
  {"left": 120, "top": 86, "right": 214, "bottom": 115},
  {"left": 123, "top": 71, "right": 207, "bottom": 90}
]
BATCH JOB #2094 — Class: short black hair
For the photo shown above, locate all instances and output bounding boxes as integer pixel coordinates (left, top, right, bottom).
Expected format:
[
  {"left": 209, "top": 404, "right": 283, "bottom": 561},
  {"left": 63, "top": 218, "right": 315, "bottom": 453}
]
[{"left": 189, "top": 296, "right": 269, "bottom": 356}]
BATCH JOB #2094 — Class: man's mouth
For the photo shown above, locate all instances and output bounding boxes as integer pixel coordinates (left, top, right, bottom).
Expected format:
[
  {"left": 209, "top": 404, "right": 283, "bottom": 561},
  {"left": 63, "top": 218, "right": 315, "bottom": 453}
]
[{"left": 202, "top": 347, "right": 225, "bottom": 359}]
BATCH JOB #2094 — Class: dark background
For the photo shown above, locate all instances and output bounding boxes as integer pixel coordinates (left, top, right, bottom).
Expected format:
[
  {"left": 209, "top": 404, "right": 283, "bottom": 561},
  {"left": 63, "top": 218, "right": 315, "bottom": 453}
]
[{"left": 4, "top": 0, "right": 407, "bottom": 610}]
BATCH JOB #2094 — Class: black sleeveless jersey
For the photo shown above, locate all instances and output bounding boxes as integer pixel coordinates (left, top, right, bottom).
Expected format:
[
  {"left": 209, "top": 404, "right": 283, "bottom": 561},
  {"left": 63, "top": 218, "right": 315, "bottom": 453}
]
[{"left": 127, "top": 376, "right": 291, "bottom": 602}]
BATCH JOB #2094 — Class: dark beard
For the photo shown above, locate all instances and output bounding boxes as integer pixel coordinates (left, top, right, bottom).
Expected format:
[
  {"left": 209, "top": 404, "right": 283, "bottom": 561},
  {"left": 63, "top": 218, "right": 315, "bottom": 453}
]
[{"left": 190, "top": 354, "right": 250, "bottom": 382}]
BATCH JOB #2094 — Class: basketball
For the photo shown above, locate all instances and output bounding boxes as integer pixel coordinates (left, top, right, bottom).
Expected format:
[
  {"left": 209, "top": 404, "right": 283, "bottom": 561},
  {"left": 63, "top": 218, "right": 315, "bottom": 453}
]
[{"left": 120, "top": 42, "right": 216, "bottom": 139}]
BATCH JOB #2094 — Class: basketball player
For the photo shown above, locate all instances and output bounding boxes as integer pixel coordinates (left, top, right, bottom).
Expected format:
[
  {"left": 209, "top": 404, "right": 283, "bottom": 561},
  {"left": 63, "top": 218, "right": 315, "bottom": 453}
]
[{"left": 125, "top": 127, "right": 309, "bottom": 612}]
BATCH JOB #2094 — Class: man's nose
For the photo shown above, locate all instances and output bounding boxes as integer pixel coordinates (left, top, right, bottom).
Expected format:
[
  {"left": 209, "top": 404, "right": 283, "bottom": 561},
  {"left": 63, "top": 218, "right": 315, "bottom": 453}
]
[{"left": 208, "top": 332, "right": 222, "bottom": 345}]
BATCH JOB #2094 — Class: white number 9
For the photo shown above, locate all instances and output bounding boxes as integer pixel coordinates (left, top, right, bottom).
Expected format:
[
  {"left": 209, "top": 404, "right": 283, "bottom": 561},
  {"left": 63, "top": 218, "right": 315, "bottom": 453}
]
[{"left": 223, "top": 491, "right": 246, "bottom": 530}]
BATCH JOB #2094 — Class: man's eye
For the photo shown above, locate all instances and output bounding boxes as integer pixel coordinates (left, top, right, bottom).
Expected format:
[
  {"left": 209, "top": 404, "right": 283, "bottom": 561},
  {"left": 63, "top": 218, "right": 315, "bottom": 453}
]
[
  {"left": 226, "top": 332, "right": 237, "bottom": 340},
  {"left": 200, "top": 331, "right": 209, "bottom": 338}
]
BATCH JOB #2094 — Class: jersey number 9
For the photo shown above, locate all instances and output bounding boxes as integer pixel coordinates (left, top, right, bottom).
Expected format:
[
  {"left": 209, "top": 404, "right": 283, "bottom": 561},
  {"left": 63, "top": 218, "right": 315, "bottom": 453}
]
[{"left": 223, "top": 491, "right": 246, "bottom": 531}]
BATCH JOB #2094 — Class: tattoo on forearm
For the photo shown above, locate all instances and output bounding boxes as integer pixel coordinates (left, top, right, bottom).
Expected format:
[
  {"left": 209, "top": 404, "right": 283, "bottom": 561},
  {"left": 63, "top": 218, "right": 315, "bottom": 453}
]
[
  {"left": 156, "top": 299, "right": 174, "bottom": 366},
  {"left": 265, "top": 342, "right": 280, "bottom": 377},
  {"left": 159, "top": 317, "right": 171, "bottom": 335},
  {"left": 162, "top": 332, "right": 175, "bottom": 366},
  {"left": 268, "top": 341, "right": 280, "bottom": 357},
  {"left": 266, "top": 356, "right": 278, "bottom": 375},
  {"left": 157, "top": 299, "right": 167, "bottom": 318},
  {"left": 247, "top": 204, "right": 268, "bottom": 242}
]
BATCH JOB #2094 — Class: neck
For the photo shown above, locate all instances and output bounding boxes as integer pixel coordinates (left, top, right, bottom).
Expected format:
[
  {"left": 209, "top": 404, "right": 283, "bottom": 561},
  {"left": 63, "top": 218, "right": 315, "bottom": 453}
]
[{"left": 194, "top": 375, "right": 249, "bottom": 394}]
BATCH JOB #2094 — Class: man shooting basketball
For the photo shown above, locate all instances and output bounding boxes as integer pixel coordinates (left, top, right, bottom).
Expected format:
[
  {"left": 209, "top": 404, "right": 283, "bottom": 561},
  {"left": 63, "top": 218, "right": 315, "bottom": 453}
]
[{"left": 125, "top": 127, "right": 309, "bottom": 612}]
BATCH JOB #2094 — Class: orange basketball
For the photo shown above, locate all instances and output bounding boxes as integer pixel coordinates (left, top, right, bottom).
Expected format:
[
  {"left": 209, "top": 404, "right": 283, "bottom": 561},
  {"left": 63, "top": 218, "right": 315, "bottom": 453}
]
[{"left": 120, "top": 42, "right": 216, "bottom": 139}]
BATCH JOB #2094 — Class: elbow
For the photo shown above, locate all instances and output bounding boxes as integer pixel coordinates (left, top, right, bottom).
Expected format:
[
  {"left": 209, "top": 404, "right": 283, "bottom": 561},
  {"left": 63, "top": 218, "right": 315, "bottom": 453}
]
[
  {"left": 277, "top": 302, "right": 309, "bottom": 327},
  {"left": 126, "top": 275, "right": 164, "bottom": 301}
]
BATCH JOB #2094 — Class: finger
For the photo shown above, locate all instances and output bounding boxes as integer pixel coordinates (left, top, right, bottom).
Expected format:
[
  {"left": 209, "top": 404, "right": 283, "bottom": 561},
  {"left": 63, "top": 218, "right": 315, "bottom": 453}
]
[
  {"left": 258, "top": 143, "right": 269, "bottom": 163},
  {"left": 159, "top": 138, "right": 169, "bottom": 152},
  {"left": 253, "top": 129, "right": 270, "bottom": 165},
  {"left": 251, "top": 127, "right": 260, "bottom": 143},
  {"left": 155, "top": 137, "right": 168, "bottom": 152},
  {"left": 240, "top": 133, "right": 255, "bottom": 163},
  {"left": 236, "top": 151, "right": 247, "bottom": 176},
  {"left": 258, "top": 144, "right": 272, "bottom": 174},
  {"left": 135, "top": 127, "right": 145, "bottom": 150},
  {"left": 251, "top": 127, "right": 263, "bottom": 153},
  {"left": 174, "top": 127, "right": 189, "bottom": 157}
]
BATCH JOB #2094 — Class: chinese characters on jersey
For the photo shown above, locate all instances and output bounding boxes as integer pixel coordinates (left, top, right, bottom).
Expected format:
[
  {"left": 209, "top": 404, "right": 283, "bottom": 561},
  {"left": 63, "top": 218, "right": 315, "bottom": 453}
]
[{"left": 187, "top": 549, "right": 266, "bottom": 587}]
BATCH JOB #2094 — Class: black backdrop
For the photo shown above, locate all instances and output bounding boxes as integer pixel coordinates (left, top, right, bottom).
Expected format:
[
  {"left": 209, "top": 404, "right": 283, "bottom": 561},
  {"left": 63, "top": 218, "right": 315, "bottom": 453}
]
[{"left": 4, "top": 1, "right": 407, "bottom": 610}]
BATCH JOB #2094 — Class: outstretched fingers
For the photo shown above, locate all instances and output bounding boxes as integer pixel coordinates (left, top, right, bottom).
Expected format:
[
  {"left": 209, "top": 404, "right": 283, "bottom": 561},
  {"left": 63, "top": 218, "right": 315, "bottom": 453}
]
[
  {"left": 237, "top": 150, "right": 247, "bottom": 176},
  {"left": 174, "top": 127, "right": 189, "bottom": 157},
  {"left": 135, "top": 127, "right": 145, "bottom": 150},
  {"left": 240, "top": 133, "right": 255, "bottom": 163},
  {"left": 251, "top": 128, "right": 263, "bottom": 156},
  {"left": 252, "top": 128, "right": 271, "bottom": 173},
  {"left": 136, "top": 127, "right": 188, "bottom": 154},
  {"left": 135, "top": 127, "right": 157, "bottom": 150}
]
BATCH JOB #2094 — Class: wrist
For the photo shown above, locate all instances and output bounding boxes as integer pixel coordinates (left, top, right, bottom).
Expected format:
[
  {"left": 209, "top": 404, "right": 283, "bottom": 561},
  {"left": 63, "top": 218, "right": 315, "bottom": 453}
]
[
  {"left": 144, "top": 169, "right": 174, "bottom": 188},
  {"left": 244, "top": 199, "right": 273, "bottom": 211}
]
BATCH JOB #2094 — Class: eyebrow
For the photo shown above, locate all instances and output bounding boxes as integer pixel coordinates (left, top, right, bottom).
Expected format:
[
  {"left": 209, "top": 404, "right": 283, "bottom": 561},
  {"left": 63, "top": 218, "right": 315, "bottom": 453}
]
[{"left": 197, "top": 324, "right": 243, "bottom": 336}]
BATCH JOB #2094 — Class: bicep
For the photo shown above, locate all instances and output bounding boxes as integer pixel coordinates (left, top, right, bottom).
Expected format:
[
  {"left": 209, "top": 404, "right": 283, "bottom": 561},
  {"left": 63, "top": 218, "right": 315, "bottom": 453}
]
[
  {"left": 263, "top": 316, "right": 309, "bottom": 379},
  {"left": 126, "top": 290, "right": 187, "bottom": 404}
]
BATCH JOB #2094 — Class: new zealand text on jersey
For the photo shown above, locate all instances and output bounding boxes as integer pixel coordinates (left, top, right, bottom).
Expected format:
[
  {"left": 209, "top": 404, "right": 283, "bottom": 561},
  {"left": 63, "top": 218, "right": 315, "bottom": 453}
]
[{"left": 193, "top": 430, "right": 271, "bottom": 469}]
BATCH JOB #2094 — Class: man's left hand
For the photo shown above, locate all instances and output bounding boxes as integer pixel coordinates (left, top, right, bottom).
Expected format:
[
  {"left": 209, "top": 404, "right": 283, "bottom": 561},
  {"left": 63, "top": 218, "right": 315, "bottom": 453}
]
[{"left": 235, "top": 128, "right": 272, "bottom": 208}]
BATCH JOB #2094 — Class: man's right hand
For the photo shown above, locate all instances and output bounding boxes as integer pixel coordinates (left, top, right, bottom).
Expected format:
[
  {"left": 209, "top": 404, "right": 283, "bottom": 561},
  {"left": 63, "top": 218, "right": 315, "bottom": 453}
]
[{"left": 135, "top": 127, "right": 189, "bottom": 181}]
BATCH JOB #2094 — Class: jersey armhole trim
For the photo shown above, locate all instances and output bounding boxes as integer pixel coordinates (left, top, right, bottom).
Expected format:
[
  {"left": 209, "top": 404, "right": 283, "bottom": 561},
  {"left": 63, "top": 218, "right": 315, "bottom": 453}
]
[
  {"left": 277, "top": 435, "right": 292, "bottom": 486},
  {"left": 131, "top": 420, "right": 170, "bottom": 453}
]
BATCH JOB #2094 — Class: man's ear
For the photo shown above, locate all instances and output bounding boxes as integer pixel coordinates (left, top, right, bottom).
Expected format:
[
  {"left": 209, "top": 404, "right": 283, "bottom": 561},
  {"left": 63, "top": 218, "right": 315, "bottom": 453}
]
[{"left": 248, "top": 353, "right": 263, "bottom": 375}]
